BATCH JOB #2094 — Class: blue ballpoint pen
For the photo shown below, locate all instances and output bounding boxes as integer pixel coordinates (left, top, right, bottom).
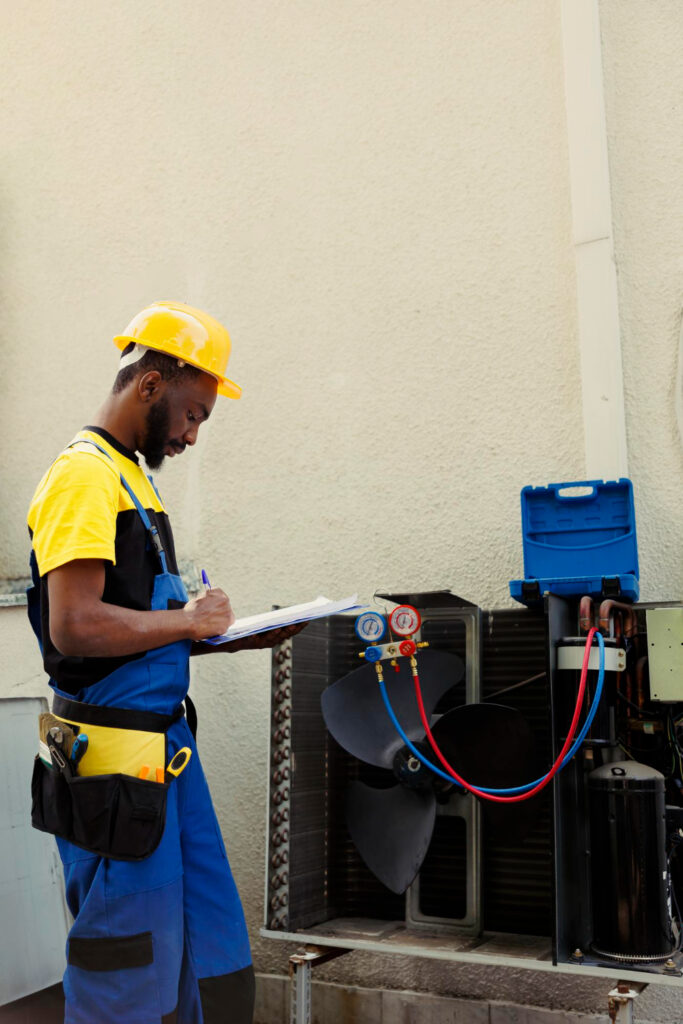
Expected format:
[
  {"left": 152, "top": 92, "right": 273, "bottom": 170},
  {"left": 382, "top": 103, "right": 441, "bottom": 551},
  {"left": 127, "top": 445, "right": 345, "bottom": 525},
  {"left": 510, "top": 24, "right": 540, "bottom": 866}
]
[{"left": 200, "top": 569, "right": 223, "bottom": 642}]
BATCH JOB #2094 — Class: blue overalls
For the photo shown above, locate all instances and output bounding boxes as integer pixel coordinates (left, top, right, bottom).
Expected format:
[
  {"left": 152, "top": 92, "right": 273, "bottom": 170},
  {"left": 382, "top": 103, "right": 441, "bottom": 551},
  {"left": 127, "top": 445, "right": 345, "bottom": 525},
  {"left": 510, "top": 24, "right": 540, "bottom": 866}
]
[{"left": 29, "top": 443, "right": 254, "bottom": 1024}]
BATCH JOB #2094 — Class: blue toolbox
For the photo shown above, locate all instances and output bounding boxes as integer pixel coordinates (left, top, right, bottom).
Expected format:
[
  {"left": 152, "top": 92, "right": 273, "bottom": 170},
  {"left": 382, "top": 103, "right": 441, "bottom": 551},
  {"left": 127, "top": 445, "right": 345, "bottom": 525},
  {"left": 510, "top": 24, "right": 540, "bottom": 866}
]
[{"left": 509, "top": 478, "right": 639, "bottom": 605}]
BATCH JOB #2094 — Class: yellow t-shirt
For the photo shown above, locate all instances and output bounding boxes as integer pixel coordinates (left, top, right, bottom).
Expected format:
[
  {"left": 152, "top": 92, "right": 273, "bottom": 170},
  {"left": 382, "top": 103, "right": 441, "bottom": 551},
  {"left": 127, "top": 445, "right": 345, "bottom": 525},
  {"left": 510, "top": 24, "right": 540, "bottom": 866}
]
[
  {"left": 28, "top": 428, "right": 166, "bottom": 576},
  {"left": 27, "top": 427, "right": 179, "bottom": 695}
]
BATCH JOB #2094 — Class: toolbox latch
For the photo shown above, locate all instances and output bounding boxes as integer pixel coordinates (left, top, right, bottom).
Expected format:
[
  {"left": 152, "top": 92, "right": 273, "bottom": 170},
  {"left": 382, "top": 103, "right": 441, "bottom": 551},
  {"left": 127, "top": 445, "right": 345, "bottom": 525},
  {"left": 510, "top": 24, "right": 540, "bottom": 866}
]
[{"left": 601, "top": 577, "right": 621, "bottom": 598}]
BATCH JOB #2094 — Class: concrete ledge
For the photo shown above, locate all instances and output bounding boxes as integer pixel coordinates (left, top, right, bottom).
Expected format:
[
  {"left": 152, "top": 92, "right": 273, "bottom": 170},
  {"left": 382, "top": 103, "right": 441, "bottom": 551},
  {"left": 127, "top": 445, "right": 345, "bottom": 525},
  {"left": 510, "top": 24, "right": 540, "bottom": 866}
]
[
  {"left": 489, "top": 1005, "right": 608, "bottom": 1024},
  {"left": 0, "top": 578, "right": 30, "bottom": 607},
  {"left": 254, "top": 975, "right": 616, "bottom": 1024},
  {"left": 0, "top": 563, "right": 200, "bottom": 607}
]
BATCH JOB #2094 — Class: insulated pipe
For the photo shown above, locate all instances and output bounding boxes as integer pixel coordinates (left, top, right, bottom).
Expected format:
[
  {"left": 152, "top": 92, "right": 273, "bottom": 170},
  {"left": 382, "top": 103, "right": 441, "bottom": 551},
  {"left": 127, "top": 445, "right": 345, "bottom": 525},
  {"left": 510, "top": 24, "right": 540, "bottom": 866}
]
[{"left": 402, "top": 630, "right": 603, "bottom": 802}]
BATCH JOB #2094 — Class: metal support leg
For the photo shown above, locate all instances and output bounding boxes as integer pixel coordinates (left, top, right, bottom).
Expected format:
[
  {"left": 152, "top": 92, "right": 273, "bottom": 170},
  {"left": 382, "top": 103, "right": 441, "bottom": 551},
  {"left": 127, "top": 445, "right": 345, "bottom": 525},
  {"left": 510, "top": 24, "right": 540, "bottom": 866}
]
[
  {"left": 289, "top": 946, "right": 350, "bottom": 1024},
  {"left": 289, "top": 953, "right": 312, "bottom": 1024},
  {"left": 607, "top": 982, "right": 647, "bottom": 1023}
]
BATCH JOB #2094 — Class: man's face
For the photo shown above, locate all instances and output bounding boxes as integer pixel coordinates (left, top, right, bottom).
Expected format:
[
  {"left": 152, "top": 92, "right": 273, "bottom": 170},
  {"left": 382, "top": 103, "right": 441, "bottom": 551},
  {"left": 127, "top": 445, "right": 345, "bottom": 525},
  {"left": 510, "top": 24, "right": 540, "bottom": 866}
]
[{"left": 140, "top": 373, "right": 218, "bottom": 470}]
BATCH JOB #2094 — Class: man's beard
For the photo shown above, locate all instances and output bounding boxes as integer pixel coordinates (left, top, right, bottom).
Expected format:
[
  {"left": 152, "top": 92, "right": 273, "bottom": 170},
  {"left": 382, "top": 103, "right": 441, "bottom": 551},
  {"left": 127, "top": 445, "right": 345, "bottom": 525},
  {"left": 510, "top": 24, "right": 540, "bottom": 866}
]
[{"left": 140, "top": 397, "right": 171, "bottom": 470}]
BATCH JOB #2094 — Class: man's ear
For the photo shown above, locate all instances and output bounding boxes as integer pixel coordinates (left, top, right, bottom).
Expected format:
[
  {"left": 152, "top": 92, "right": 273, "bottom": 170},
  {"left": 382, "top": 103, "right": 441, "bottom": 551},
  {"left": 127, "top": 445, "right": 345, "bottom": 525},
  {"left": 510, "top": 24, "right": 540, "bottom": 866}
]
[{"left": 138, "top": 370, "right": 164, "bottom": 402}]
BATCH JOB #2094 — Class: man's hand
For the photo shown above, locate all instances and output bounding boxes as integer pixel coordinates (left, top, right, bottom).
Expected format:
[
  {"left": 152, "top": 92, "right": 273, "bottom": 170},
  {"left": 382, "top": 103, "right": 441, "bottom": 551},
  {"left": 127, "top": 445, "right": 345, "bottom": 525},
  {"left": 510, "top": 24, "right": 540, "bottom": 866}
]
[
  {"left": 224, "top": 621, "right": 307, "bottom": 651},
  {"left": 182, "top": 589, "right": 235, "bottom": 641},
  {"left": 191, "top": 621, "right": 307, "bottom": 656}
]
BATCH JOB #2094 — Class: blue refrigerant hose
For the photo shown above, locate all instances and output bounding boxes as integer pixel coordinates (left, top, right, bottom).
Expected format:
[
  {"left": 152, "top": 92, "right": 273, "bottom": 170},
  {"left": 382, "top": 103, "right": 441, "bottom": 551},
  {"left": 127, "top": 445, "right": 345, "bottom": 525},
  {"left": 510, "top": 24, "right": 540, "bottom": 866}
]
[{"left": 377, "top": 631, "right": 605, "bottom": 794}]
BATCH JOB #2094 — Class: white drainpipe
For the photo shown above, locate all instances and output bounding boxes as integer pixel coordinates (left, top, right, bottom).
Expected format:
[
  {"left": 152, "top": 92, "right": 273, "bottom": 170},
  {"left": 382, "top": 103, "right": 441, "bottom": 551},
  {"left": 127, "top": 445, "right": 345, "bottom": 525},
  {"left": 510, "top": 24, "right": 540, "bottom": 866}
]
[{"left": 561, "top": 0, "right": 629, "bottom": 480}]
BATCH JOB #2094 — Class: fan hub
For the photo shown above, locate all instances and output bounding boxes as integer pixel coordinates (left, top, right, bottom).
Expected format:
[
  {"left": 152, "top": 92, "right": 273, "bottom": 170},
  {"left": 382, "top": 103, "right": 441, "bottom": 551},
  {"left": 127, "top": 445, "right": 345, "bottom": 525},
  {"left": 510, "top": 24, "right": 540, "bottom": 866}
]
[{"left": 392, "top": 744, "right": 432, "bottom": 790}]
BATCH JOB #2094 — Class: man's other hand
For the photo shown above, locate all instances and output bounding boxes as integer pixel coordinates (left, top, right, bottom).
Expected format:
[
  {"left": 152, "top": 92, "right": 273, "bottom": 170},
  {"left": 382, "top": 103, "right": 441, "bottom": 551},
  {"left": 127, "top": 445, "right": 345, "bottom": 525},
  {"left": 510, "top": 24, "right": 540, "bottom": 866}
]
[
  {"left": 193, "top": 621, "right": 307, "bottom": 654},
  {"left": 225, "top": 622, "right": 307, "bottom": 651},
  {"left": 183, "top": 588, "right": 235, "bottom": 641}
]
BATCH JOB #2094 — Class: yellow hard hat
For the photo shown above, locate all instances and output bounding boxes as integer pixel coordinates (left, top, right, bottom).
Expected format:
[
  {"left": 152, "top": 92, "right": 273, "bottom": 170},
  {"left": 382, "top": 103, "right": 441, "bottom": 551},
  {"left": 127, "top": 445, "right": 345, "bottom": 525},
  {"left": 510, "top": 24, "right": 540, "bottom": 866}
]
[{"left": 113, "top": 300, "right": 241, "bottom": 399}]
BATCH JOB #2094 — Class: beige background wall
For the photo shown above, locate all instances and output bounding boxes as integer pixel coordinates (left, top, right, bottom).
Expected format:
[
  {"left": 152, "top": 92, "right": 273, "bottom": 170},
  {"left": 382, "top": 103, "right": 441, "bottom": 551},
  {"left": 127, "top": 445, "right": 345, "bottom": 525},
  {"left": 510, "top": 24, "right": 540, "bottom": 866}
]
[
  {"left": 600, "top": 1, "right": 683, "bottom": 603},
  {"left": 1, "top": 0, "right": 681, "bottom": 1018}
]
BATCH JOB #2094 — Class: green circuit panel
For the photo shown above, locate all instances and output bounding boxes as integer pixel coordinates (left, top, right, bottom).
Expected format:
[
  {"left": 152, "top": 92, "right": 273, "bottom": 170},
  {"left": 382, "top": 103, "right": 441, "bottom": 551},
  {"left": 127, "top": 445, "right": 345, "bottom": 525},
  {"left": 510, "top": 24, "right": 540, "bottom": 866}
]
[{"left": 646, "top": 608, "right": 683, "bottom": 702}]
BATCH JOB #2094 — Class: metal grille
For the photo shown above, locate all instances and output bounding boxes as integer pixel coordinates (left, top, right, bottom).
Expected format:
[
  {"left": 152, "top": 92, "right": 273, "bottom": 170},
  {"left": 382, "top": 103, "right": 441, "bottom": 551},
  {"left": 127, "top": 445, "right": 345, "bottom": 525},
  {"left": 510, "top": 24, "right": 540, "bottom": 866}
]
[
  {"left": 269, "top": 604, "right": 553, "bottom": 937},
  {"left": 288, "top": 618, "right": 336, "bottom": 932},
  {"left": 480, "top": 609, "right": 552, "bottom": 936}
]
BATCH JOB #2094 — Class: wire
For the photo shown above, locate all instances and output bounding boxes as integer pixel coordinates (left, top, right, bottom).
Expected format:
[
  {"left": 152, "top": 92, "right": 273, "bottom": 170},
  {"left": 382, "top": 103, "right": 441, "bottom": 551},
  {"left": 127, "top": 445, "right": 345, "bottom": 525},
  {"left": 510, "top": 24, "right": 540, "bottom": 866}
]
[
  {"left": 616, "top": 689, "right": 646, "bottom": 716},
  {"left": 483, "top": 671, "right": 547, "bottom": 702},
  {"left": 668, "top": 713, "right": 683, "bottom": 782},
  {"left": 668, "top": 845, "right": 683, "bottom": 953},
  {"left": 670, "top": 714, "right": 683, "bottom": 756},
  {"left": 376, "top": 629, "right": 605, "bottom": 802}
]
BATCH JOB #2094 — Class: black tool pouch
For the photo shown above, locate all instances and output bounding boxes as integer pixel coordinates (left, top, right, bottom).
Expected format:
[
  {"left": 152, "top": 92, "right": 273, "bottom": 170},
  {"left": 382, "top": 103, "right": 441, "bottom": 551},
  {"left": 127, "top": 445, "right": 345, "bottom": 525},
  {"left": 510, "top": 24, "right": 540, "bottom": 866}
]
[{"left": 31, "top": 757, "right": 169, "bottom": 861}]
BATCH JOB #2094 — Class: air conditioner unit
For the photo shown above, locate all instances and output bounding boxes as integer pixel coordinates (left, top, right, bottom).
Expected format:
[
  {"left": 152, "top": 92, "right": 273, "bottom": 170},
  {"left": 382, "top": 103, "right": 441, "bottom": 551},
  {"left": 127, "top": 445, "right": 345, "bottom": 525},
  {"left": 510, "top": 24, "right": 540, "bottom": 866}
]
[{"left": 262, "top": 591, "right": 683, "bottom": 996}]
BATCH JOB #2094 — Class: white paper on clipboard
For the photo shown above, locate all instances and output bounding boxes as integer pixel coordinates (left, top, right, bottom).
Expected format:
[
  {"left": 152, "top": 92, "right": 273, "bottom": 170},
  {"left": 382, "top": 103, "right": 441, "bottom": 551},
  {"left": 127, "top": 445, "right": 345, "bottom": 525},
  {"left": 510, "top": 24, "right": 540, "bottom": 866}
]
[{"left": 201, "top": 593, "right": 362, "bottom": 644}]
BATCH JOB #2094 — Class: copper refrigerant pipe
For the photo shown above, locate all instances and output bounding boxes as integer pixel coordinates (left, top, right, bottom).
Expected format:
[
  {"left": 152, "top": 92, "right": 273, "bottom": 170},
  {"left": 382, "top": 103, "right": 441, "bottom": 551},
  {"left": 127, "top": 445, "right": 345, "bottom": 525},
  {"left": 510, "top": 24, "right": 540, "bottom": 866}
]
[
  {"left": 625, "top": 664, "right": 633, "bottom": 708},
  {"left": 614, "top": 615, "right": 625, "bottom": 712},
  {"left": 635, "top": 655, "right": 648, "bottom": 711},
  {"left": 579, "top": 596, "right": 595, "bottom": 633},
  {"left": 598, "top": 600, "right": 637, "bottom": 638}
]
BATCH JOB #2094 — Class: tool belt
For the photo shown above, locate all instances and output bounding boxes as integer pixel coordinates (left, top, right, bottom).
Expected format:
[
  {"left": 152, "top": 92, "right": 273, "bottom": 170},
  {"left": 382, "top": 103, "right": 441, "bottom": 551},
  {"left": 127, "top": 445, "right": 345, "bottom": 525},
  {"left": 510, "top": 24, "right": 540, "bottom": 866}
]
[{"left": 31, "top": 696, "right": 195, "bottom": 862}]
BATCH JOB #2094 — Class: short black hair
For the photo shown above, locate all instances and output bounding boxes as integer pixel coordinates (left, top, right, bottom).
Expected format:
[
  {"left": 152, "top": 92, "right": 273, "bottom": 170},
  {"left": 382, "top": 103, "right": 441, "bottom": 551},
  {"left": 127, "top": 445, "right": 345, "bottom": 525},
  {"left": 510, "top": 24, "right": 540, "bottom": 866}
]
[{"left": 112, "top": 344, "right": 202, "bottom": 394}]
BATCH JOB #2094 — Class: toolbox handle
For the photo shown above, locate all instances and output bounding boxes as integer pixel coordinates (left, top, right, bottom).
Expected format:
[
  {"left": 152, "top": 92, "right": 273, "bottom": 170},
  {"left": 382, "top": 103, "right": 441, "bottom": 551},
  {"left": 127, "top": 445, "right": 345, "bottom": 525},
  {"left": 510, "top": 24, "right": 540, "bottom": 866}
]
[{"left": 554, "top": 484, "right": 597, "bottom": 501}]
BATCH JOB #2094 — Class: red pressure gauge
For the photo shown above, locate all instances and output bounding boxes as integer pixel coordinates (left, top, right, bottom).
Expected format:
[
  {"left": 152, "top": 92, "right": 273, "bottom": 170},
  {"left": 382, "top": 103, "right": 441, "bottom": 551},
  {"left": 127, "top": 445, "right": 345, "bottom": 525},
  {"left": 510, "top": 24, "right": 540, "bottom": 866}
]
[{"left": 389, "top": 604, "right": 421, "bottom": 637}]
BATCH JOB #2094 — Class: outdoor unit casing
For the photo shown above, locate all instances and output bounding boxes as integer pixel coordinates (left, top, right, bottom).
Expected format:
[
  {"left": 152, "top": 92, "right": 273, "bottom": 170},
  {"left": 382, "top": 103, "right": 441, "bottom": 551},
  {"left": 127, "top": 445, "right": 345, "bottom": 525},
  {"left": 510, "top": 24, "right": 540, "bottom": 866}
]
[{"left": 262, "top": 593, "right": 683, "bottom": 990}]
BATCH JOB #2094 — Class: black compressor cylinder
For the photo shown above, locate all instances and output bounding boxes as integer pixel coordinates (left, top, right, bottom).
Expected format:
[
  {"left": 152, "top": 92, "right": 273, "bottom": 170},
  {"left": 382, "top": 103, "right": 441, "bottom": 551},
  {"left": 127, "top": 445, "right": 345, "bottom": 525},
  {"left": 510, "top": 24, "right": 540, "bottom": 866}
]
[{"left": 588, "top": 760, "right": 674, "bottom": 961}]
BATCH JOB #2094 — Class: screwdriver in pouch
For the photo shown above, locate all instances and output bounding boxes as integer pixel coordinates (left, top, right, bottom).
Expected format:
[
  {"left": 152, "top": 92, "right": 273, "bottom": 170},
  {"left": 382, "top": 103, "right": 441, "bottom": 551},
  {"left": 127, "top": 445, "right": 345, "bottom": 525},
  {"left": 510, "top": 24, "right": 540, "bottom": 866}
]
[{"left": 71, "top": 733, "right": 89, "bottom": 766}]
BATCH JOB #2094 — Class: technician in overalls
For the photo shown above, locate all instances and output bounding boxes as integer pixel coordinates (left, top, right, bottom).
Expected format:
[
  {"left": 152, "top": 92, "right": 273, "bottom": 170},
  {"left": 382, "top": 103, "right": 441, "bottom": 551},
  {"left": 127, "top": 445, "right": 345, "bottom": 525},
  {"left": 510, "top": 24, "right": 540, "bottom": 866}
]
[{"left": 27, "top": 302, "right": 297, "bottom": 1024}]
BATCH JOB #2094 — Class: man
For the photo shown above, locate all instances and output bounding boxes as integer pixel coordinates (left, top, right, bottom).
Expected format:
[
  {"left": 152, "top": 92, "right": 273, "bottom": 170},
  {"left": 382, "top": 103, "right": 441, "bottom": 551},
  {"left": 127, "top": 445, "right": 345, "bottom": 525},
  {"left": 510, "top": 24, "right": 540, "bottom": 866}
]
[{"left": 27, "top": 301, "right": 297, "bottom": 1024}]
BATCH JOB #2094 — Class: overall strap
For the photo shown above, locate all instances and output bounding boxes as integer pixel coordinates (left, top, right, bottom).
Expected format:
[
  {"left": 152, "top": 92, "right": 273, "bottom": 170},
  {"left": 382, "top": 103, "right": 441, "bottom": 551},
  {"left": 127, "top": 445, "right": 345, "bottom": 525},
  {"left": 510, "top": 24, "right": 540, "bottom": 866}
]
[
  {"left": 27, "top": 549, "right": 44, "bottom": 652},
  {"left": 146, "top": 473, "right": 164, "bottom": 506},
  {"left": 67, "top": 438, "right": 169, "bottom": 574},
  {"left": 118, "top": 477, "right": 169, "bottom": 574}
]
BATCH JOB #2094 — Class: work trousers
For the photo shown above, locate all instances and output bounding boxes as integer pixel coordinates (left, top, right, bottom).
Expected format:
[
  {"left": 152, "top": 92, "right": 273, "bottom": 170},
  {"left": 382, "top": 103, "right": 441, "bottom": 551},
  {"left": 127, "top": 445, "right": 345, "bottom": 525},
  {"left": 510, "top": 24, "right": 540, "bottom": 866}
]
[{"left": 58, "top": 719, "right": 254, "bottom": 1024}]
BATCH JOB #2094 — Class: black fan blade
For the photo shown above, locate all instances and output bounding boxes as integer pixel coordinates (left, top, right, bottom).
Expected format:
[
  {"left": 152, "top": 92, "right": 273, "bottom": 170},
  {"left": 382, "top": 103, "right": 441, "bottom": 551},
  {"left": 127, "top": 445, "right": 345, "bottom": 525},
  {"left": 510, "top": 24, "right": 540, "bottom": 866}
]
[
  {"left": 321, "top": 649, "right": 464, "bottom": 769},
  {"left": 347, "top": 781, "right": 436, "bottom": 894},
  {"left": 430, "top": 703, "right": 540, "bottom": 842}
]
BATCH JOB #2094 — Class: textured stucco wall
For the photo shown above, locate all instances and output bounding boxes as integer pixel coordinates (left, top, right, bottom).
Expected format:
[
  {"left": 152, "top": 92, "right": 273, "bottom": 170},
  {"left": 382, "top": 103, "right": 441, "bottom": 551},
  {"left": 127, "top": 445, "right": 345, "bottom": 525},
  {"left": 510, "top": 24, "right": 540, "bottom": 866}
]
[
  {"left": 1, "top": 0, "right": 681, "bottom": 1019},
  {"left": 1, "top": 0, "right": 584, "bottom": 600}
]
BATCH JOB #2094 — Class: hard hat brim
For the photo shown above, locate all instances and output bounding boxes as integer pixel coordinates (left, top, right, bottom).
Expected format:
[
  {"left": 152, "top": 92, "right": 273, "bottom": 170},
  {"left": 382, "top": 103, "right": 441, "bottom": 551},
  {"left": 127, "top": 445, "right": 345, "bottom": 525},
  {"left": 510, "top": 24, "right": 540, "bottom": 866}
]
[
  {"left": 217, "top": 377, "right": 242, "bottom": 400},
  {"left": 113, "top": 335, "right": 242, "bottom": 400}
]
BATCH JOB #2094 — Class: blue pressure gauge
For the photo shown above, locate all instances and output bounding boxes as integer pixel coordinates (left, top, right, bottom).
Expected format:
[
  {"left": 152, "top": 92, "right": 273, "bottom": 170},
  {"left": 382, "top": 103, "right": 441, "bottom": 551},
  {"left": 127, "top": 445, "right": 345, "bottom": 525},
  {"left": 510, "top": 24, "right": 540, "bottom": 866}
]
[{"left": 355, "top": 612, "right": 387, "bottom": 644}]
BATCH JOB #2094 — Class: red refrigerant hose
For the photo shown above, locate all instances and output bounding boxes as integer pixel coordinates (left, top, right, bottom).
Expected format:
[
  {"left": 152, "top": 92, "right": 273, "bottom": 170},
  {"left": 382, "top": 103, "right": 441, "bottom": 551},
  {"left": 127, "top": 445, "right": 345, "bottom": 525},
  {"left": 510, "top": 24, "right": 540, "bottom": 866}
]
[{"left": 411, "top": 627, "right": 598, "bottom": 803}]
